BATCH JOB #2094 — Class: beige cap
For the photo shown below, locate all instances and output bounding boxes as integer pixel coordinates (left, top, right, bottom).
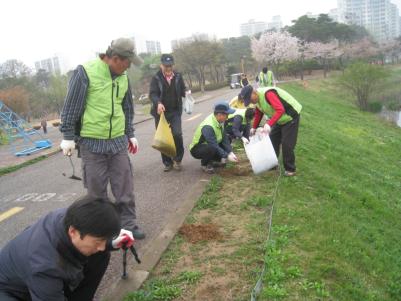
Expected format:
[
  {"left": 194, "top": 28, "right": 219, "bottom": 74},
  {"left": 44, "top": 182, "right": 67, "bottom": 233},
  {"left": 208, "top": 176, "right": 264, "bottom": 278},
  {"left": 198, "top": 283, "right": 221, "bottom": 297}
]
[{"left": 109, "top": 38, "right": 143, "bottom": 66}]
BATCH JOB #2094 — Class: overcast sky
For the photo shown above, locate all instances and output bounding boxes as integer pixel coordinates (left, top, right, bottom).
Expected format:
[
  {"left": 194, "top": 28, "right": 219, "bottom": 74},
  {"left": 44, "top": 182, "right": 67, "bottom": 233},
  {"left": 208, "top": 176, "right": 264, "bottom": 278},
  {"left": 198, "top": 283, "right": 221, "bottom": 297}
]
[{"left": 1, "top": 0, "right": 401, "bottom": 70}]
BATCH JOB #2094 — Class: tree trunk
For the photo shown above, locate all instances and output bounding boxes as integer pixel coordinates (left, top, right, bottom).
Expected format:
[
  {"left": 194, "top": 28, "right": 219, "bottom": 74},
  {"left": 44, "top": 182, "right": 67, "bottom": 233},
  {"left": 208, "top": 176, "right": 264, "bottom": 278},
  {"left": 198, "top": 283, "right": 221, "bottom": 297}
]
[
  {"left": 300, "top": 57, "right": 304, "bottom": 81},
  {"left": 214, "top": 66, "right": 220, "bottom": 83},
  {"left": 199, "top": 67, "right": 205, "bottom": 93},
  {"left": 323, "top": 59, "right": 328, "bottom": 78},
  {"left": 187, "top": 73, "right": 193, "bottom": 89}
]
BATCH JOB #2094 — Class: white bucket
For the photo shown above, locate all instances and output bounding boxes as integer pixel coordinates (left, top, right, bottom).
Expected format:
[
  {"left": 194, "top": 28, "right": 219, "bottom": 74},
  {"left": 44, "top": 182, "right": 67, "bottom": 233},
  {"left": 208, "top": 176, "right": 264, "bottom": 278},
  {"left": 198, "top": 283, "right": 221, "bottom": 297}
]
[{"left": 245, "top": 131, "right": 278, "bottom": 175}]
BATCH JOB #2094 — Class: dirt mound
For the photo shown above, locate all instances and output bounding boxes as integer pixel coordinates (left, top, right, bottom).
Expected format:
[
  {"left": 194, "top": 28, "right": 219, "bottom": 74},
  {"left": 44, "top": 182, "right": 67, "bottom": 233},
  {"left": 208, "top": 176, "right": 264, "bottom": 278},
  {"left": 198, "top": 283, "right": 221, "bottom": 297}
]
[
  {"left": 179, "top": 223, "right": 222, "bottom": 243},
  {"left": 218, "top": 163, "right": 252, "bottom": 177}
]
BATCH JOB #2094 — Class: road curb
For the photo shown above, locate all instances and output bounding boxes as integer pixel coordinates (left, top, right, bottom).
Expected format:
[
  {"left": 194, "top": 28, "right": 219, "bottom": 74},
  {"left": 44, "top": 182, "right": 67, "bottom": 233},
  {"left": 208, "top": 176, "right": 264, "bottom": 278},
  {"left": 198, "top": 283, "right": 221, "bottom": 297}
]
[{"left": 102, "top": 178, "right": 210, "bottom": 301}]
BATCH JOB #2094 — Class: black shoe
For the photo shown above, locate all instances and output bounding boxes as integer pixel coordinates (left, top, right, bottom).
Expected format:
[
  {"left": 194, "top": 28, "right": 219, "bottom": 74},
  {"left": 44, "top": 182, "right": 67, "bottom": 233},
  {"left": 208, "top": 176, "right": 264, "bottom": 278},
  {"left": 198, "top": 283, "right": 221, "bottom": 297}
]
[
  {"left": 164, "top": 164, "right": 173, "bottom": 172},
  {"left": 202, "top": 165, "right": 215, "bottom": 174},
  {"left": 211, "top": 161, "right": 226, "bottom": 168},
  {"left": 131, "top": 226, "right": 146, "bottom": 240}
]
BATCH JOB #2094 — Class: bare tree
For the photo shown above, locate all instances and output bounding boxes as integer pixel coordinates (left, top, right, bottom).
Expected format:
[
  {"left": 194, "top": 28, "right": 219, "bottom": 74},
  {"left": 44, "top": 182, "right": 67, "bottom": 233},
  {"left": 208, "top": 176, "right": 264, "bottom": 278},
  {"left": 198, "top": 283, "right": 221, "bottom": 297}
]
[
  {"left": 173, "top": 38, "right": 226, "bottom": 92},
  {"left": 0, "top": 59, "right": 31, "bottom": 79}
]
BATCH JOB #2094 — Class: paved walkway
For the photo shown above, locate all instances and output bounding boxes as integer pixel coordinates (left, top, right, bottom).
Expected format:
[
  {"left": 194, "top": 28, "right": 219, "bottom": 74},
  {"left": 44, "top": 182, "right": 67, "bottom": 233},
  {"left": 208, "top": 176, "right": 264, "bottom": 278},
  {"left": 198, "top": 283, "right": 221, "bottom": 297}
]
[
  {"left": 0, "top": 87, "right": 239, "bottom": 301},
  {"left": 0, "top": 88, "right": 228, "bottom": 170}
]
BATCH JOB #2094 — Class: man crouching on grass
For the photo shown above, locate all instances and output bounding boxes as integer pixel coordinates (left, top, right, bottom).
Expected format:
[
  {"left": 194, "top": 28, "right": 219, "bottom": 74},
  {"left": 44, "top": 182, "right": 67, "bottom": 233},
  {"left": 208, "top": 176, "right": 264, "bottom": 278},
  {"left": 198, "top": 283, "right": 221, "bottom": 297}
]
[{"left": 0, "top": 196, "right": 135, "bottom": 301}]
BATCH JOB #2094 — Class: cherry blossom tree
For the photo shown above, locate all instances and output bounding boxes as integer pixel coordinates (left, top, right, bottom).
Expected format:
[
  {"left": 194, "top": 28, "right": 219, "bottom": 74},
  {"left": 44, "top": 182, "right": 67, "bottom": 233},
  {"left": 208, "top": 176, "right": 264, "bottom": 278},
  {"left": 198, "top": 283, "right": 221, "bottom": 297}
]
[
  {"left": 340, "top": 38, "right": 379, "bottom": 61},
  {"left": 305, "top": 40, "right": 343, "bottom": 77},
  {"left": 251, "top": 31, "right": 299, "bottom": 78}
]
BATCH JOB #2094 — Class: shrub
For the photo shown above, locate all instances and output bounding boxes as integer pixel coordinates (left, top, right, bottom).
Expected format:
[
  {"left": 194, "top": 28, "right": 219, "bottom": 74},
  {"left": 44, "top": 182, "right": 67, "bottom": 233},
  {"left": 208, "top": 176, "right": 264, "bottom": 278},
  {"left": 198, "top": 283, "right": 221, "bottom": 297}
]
[
  {"left": 368, "top": 101, "right": 383, "bottom": 113},
  {"left": 337, "top": 62, "right": 389, "bottom": 111}
]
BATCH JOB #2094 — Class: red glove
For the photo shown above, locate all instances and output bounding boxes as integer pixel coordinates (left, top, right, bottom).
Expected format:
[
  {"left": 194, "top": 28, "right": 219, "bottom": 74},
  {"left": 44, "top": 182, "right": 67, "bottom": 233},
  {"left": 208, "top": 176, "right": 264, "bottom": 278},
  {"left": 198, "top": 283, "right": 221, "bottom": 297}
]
[
  {"left": 128, "top": 138, "right": 138, "bottom": 154},
  {"left": 112, "top": 229, "right": 135, "bottom": 249}
]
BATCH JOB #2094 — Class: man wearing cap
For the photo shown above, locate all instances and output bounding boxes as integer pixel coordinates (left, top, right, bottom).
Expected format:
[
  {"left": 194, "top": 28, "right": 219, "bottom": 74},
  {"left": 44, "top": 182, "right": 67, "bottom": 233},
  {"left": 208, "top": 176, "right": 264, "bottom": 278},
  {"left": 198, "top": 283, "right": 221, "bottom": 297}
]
[
  {"left": 240, "top": 85, "right": 302, "bottom": 177},
  {"left": 190, "top": 102, "right": 239, "bottom": 174},
  {"left": 149, "top": 54, "right": 187, "bottom": 172},
  {"left": 60, "top": 38, "right": 145, "bottom": 239},
  {"left": 225, "top": 108, "right": 255, "bottom": 144}
]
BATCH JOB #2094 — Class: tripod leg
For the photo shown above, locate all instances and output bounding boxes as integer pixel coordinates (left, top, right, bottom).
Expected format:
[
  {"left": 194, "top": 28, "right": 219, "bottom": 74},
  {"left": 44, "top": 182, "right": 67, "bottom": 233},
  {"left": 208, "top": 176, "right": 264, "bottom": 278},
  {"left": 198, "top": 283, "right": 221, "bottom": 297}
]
[{"left": 122, "top": 248, "right": 128, "bottom": 279}]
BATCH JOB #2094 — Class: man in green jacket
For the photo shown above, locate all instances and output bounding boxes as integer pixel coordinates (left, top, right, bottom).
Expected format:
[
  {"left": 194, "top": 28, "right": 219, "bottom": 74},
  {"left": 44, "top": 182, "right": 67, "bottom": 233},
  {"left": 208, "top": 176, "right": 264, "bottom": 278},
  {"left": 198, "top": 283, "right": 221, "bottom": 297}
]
[
  {"left": 240, "top": 85, "right": 302, "bottom": 176},
  {"left": 225, "top": 108, "right": 255, "bottom": 144},
  {"left": 190, "top": 102, "right": 239, "bottom": 174},
  {"left": 258, "top": 67, "right": 274, "bottom": 87},
  {"left": 60, "top": 38, "right": 145, "bottom": 239}
]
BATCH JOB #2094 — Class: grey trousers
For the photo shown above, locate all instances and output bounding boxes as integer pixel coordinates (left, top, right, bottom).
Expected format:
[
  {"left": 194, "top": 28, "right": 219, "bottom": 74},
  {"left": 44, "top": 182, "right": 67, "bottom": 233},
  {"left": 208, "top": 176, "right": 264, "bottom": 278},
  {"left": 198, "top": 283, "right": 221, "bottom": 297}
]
[{"left": 80, "top": 145, "right": 136, "bottom": 229}]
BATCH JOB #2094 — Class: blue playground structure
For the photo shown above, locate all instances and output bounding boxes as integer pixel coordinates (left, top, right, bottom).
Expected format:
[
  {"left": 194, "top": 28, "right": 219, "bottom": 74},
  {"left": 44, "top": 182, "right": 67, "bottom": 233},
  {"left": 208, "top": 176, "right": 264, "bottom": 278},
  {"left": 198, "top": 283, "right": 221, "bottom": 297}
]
[{"left": 0, "top": 100, "right": 52, "bottom": 156}]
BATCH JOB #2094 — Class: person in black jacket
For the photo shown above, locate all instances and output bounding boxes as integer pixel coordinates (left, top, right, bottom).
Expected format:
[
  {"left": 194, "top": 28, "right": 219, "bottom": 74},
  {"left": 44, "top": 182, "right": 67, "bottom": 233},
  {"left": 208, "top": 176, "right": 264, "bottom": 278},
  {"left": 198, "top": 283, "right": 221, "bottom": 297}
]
[
  {"left": 225, "top": 108, "right": 255, "bottom": 144},
  {"left": 0, "top": 196, "right": 135, "bottom": 301},
  {"left": 240, "top": 74, "right": 249, "bottom": 87},
  {"left": 149, "top": 54, "right": 187, "bottom": 172}
]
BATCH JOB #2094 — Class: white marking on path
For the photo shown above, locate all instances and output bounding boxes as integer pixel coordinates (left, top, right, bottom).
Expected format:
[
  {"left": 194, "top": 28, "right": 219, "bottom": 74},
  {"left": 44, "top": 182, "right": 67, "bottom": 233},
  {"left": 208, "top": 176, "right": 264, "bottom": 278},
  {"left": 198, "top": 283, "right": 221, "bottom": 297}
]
[
  {"left": 185, "top": 113, "right": 202, "bottom": 122},
  {"left": 4, "top": 193, "right": 78, "bottom": 204}
]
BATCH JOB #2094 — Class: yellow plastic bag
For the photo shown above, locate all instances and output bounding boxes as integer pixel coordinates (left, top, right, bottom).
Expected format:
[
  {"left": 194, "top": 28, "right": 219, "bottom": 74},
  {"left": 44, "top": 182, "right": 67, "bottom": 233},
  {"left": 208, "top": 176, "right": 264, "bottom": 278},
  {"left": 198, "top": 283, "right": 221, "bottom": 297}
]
[{"left": 152, "top": 112, "right": 176, "bottom": 158}]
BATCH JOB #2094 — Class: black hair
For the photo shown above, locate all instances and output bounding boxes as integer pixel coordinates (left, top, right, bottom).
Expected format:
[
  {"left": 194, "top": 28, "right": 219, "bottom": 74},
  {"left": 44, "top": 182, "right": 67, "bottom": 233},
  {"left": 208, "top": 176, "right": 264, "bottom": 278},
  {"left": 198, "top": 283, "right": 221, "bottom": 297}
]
[
  {"left": 262, "top": 67, "right": 268, "bottom": 73},
  {"left": 245, "top": 108, "right": 255, "bottom": 121},
  {"left": 64, "top": 196, "right": 121, "bottom": 239}
]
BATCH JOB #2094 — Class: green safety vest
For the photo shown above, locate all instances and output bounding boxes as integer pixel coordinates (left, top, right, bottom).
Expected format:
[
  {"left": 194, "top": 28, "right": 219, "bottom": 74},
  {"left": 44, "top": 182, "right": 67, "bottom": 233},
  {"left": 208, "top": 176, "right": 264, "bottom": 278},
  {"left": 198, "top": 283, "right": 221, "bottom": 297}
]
[
  {"left": 257, "top": 86, "right": 302, "bottom": 125},
  {"left": 190, "top": 114, "right": 224, "bottom": 150},
  {"left": 227, "top": 109, "right": 247, "bottom": 126},
  {"left": 80, "top": 59, "right": 128, "bottom": 139},
  {"left": 259, "top": 71, "right": 273, "bottom": 87}
]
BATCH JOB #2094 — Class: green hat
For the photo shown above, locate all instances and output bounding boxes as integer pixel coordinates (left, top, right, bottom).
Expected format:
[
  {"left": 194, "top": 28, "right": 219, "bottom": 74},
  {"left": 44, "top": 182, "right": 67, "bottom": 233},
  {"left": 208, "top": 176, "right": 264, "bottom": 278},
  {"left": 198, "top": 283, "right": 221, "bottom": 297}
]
[{"left": 109, "top": 38, "right": 143, "bottom": 66}]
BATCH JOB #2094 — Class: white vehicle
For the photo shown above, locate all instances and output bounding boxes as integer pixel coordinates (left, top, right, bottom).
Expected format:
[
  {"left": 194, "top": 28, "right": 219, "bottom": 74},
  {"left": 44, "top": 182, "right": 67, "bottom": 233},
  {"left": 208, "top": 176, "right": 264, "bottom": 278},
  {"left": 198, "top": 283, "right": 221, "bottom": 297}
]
[{"left": 230, "top": 73, "right": 243, "bottom": 89}]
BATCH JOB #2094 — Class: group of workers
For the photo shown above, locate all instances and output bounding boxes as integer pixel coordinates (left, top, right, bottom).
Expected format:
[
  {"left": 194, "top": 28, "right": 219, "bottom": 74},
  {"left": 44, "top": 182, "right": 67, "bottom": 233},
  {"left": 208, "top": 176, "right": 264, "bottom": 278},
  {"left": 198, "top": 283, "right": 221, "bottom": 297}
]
[
  {"left": 190, "top": 64, "right": 301, "bottom": 176},
  {"left": 0, "top": 37, "right": 302, "bottom": 301}
]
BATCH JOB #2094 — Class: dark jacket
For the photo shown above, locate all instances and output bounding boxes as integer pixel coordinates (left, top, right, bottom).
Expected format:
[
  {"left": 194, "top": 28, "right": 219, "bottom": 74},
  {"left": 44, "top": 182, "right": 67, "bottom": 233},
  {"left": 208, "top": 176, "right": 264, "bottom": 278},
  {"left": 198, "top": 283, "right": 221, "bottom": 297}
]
[
  {"left": 199, "top": 126, "right": 232, "bottom": 158},
  {"left": 0, "top": 209, "right": 102, "bottom": 301},
  {"left": 225, "top": 115, "right": 250, "bottom": 139},
  {"left": 149, "top": 69, "right": 186, "bottom": 116}
]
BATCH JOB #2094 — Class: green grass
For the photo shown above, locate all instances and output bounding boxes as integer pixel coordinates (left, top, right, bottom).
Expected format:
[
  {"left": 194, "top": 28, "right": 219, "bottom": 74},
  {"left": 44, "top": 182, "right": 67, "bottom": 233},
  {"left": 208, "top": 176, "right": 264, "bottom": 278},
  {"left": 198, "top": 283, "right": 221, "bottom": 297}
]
[
  {"left": 123, "top": 71, "right": 401, "bottom": 301},
  {"left": 259, "top": 78, "right": 401, "bottom": 300},
  {"left": 123, "top": 270, "right": 203, "bottom": 301},
  {"left": 0, "top": 155, "right": 47, "bottom": 177},
  {"left": 194, "top": 176, "right": 222, "bottom": 210}
]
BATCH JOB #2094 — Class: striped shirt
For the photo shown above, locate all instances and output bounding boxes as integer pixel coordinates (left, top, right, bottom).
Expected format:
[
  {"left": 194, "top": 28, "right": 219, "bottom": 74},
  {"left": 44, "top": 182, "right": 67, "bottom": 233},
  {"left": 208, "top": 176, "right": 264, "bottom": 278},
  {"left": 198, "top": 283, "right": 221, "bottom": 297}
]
[{"left": 60, "top": 64, "right": 134, "bottom": 154}]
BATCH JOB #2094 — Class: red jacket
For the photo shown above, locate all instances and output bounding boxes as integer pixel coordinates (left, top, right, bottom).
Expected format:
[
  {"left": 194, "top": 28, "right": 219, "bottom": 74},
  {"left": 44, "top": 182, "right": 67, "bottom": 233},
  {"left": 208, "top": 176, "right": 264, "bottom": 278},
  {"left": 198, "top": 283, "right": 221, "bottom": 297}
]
[{"left": 252, "top": 90, "right": 285, "bottom": 129}]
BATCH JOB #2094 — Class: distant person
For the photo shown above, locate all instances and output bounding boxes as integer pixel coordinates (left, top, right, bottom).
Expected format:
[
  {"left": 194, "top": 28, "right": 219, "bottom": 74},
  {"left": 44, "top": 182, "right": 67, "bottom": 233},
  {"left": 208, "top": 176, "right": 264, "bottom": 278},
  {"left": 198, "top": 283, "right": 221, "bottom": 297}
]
[
  {"left": 229, "top": 93, "right": 255, "bottom": 109},
  {"left": 0, "top": 196, "right": 135, "bottom": 301},
  {"left": 149, "top": 54, "right": 187, "bottom": 172},
  {"left": 60, "top": 38, "right": 145, "bottom": 239},
  {"left": 225, "top": 108, "right": 255, "bottom": 144},
  {"left": 41, "top": 119, "right": 47, "bottom": 134},
  {"left": 240, "top": 74, "right": 249, "bottom": 87},
  {"left": 229, "top": 93, "right": 246, "bottom": 109},
  {"left": 258, "top": 67, "right": 275, "bottom": 87},
  {"left": 240, "top": 85, "right": 302, "bottom": 176},
  {"left": 190, "top": 102, "right": 239, "bottom": 174}
]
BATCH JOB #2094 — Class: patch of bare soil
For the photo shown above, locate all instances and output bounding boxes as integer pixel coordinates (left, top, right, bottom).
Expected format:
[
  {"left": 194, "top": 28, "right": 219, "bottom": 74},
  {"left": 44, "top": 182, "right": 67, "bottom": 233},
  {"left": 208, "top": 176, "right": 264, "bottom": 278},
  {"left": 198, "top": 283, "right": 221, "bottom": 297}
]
[
  {"left": 182, "top": 275, "right": 241, "bottom": 301},
  {"left": 179, "top": 223, "right": 223, "bottom": 243},
  {"left": 218, "top": 162, "right": 253, "bottom": 177}
]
